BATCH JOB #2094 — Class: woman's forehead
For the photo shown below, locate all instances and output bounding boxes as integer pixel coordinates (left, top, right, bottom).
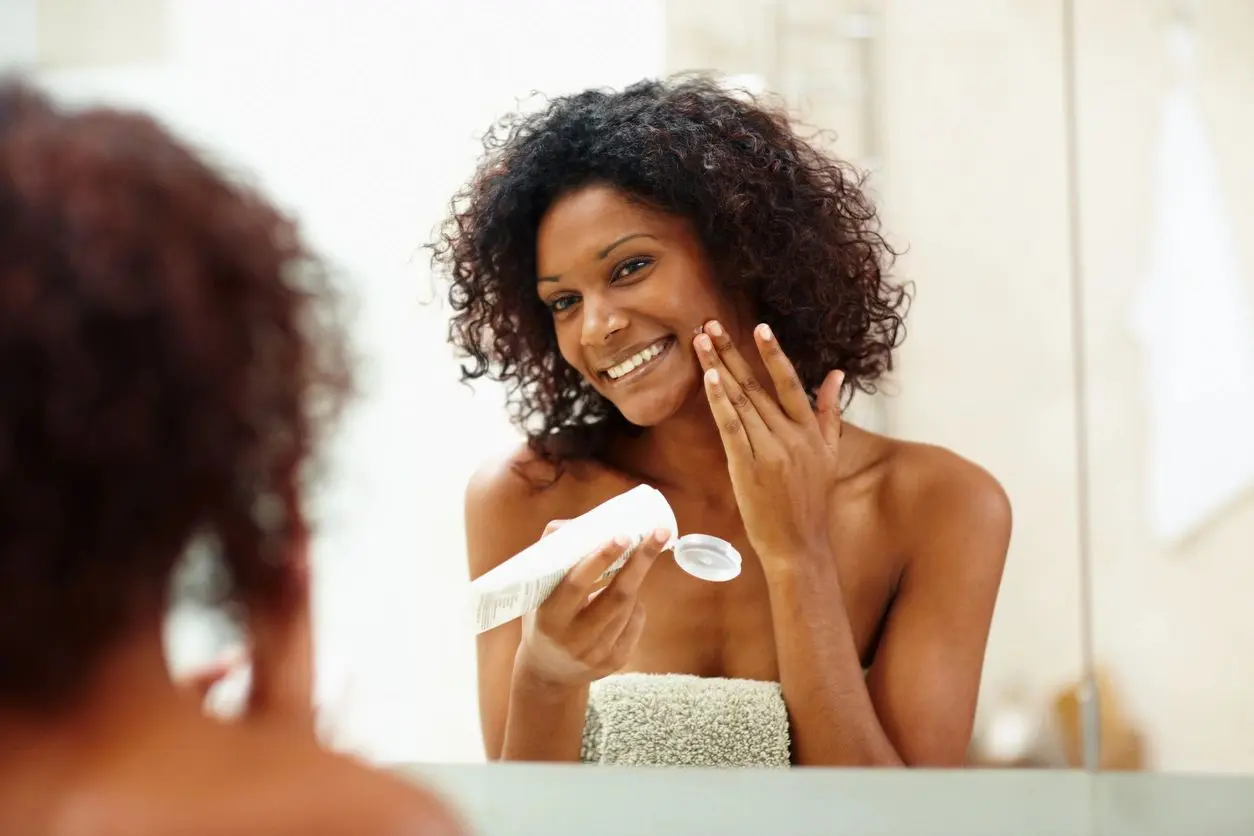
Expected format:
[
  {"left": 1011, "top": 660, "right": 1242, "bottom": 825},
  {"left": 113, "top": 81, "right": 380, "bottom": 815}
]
[{"left": 536, "top": 185, "right": 682, "bottom": 275}]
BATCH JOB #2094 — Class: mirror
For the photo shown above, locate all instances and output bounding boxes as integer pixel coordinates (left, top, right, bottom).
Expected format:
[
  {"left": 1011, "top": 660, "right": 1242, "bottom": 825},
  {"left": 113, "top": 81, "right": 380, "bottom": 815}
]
[
  {"left": 20, "top": 0, "right": 1249, "bottom": 778},
  {"left": 3, "top": 0, "right": 1088, "bottom": 768}
]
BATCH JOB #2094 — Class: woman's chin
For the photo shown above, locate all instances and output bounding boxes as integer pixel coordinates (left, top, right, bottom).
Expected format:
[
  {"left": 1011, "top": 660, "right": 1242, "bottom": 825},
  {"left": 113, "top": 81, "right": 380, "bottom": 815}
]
[{"left": 611, "top": 384, "right": 700, "bottom": 428}]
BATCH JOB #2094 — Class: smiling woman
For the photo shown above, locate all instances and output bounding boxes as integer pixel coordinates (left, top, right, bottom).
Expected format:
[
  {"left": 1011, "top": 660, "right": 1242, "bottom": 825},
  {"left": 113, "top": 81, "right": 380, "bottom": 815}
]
[
  {"left": 431, "top": 75, "right": 1012, "bottom": 768},
  {"left": 532, "top": 183, "right": 728, "bottom": 429},
  {"left": 538, "top": 229, "right": 681, "bottom": 391}
]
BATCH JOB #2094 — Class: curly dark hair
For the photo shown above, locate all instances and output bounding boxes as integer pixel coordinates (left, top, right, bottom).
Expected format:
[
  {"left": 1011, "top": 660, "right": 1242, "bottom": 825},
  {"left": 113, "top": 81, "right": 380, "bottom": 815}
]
[
  {"left": 431, "top": 75, "right": 908, "bottom": 471},
  {"left": 0, "top": 80, "right": 352, "bottom": 711}
]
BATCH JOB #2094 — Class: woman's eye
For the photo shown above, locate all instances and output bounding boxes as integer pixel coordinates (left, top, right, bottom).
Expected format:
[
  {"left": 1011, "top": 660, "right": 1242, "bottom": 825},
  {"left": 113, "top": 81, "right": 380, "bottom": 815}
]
[
  {"left": 547, "top": 295, "right": 578, "bottom": 313},
  {"left": 613, "top": 257, "right": 653, "bottom": 281}
]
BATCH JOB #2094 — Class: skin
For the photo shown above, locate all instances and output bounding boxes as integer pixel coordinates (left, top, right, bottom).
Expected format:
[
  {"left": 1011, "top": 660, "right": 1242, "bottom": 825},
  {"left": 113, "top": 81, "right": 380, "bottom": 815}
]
[
  {"left": 0, "top": 556, "right": 465, "bottom": 836},
  {"left": 466, "top": 183, "right": 1013, "bottom": 768}
]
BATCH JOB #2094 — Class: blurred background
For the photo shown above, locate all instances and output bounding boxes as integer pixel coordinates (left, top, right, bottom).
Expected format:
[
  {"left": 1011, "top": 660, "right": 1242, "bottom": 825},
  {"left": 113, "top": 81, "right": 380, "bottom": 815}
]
[{"left": 2, "top": 0, "right": 1250, "bottom": 772}]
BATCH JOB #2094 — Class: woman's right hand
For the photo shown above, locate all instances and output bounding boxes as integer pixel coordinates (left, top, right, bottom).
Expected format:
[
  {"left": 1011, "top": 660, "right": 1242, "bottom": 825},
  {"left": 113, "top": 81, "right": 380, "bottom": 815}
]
[{"left": 513, "top": 523, "right": 671, "bottom": 688}]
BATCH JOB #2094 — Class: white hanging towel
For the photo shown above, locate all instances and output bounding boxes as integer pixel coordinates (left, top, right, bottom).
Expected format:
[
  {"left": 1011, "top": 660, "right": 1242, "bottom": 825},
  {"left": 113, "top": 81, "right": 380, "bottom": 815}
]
[{"left": 1129, "top": 19, "right": 1254, "bottom": 545}]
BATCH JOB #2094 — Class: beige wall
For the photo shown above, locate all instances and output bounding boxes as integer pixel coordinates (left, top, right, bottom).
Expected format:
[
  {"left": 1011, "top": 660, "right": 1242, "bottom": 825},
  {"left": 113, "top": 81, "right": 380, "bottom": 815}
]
[
  {"left": 1073, "top": 0, "right": 1254, "bottom": 773},
  {"left": 667, "top": 0, "right": 1254, "bottom": 772}
]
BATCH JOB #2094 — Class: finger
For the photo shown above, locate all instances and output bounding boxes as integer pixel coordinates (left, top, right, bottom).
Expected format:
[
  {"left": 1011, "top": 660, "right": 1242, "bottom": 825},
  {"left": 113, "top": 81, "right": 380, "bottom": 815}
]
[
  {"left": 816, "top": 369, "right": 846, "bottom": 449},
  {"left": 542, "top": 519, "right": 570, "bottom": 538},
  {"left": 589, "top": 594, "right": 640, "bottom": 657},
  {"left": 545, "top": 536, "right": 633, "bottom": 619},
  {"left": 703, "top": 367, "right": 754, "bottom": 461},
  {"left": 754, "top": 323, "right": 815, "bottom": 424},
  {"left": 577, "top": 527, "right": 668, "bottom": 632},
  {"left": 605, "top": 602, "right": 648, "bottom": 670},
  {"left": 694, "top": 332, "right": 773, "bottom": 449},
  {"left": 701, "top": 320, "right": 789, "bottom": 431}
]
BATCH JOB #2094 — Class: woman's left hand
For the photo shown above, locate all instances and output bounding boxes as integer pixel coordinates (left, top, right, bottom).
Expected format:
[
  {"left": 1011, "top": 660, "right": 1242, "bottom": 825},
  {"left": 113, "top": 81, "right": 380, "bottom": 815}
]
[{"left": 694, "top": 320, "right": 845, "bottom": 569}]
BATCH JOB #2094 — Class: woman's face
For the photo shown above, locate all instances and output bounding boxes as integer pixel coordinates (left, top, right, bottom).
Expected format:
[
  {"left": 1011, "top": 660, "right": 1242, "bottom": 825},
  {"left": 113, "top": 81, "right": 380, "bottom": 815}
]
[{"left": 535, "top": 183, "right": 735, "bottom": 427}]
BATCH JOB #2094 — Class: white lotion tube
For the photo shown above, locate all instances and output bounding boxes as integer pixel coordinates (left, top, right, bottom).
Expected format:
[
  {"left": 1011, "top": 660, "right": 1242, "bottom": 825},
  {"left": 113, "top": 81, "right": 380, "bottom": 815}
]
[{"left": 469, "top": 484, "right": 678, "bottom": 634}]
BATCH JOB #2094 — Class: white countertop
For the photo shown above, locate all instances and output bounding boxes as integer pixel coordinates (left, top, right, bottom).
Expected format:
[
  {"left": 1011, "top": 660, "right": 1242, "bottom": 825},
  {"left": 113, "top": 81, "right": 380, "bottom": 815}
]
[{"left": 396, "top": 763, "right": 1254, "bottom": 836}]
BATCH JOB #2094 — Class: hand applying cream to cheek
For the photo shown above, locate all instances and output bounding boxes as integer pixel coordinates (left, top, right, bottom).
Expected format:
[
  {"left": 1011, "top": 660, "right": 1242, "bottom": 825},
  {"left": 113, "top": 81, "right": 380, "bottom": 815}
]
[{"left": 696, "top": 320, "right": 904, "bottom": 766}]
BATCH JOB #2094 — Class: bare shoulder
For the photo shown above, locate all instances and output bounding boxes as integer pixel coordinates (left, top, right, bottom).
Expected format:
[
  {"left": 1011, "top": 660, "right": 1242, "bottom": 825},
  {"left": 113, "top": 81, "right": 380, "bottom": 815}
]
[
  {"left": 50, "top": 737, "right": 466, "bottom": 836},
  {"left": 464, "top": 443, "right": 564, "bottom": 521},
  {"left": 292, "top": 755, "right": 467, "bottom": 836},
  {"left": 880, "top": 438, "right": 1013, "bottom": 568},
  {"left": 463, "top": 442, "right": 610, "bottom": 578},
  {"left": 884, "top": 440, "right": 1011, "bottom": 521},
  {"left": 259, "top": 742, "right": 468, "bottom": 836}
]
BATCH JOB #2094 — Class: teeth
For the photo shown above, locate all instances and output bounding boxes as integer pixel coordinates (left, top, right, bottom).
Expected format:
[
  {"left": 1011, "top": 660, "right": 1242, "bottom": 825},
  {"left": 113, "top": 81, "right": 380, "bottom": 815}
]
[{"left": 606, "top": 341, "right": 667, "bottom": 380}]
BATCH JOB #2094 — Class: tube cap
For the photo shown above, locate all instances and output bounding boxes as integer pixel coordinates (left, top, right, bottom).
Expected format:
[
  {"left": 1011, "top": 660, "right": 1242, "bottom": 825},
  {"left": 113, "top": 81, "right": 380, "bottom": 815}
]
[{"left": 671, "top": 534, "right": 742, "bottom": 582}]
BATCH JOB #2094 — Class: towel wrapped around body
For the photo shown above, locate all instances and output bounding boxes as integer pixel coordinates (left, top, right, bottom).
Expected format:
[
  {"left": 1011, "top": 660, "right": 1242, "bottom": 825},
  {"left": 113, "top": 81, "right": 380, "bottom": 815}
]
[{"left": 580, "top": 673, "right": 791, "bottom": 767}]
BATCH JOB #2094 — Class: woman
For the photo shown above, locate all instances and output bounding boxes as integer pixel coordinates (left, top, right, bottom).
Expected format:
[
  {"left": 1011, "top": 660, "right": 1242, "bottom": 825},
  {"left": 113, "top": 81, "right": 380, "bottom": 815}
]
[
  {"left": 434, "top": 76, "right": 1012, "bottom": 768},
  {"left": 0, "top": 81, "right": 462, "bottom": 835}
]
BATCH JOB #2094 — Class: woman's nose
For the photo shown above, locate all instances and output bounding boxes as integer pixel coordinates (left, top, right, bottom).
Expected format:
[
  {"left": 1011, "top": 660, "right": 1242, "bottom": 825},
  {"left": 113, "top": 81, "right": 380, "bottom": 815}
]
[{"left": 580, "top": 298, "right": 628, "bottom": 346}]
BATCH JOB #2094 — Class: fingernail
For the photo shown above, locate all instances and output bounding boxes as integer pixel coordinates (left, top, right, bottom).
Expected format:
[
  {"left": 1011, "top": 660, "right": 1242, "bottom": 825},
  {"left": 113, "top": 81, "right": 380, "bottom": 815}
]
[
  {"left": 613, "top": 535, "right": 630, "bottom": 549},
  {"left": 758, "top": 323, "right": 773, "bottom": 341},
  {"left": 705, "top": 368, "right": 720, "bottom": 385},
  {"left": 695, "top": 334, "right": 713, "bottom": 352},
  {"left": 653, "top": 528, "right": 671, "bottom": 545},
  {"left": 706, "top": 320, "right": 723, "bottom": 337}
]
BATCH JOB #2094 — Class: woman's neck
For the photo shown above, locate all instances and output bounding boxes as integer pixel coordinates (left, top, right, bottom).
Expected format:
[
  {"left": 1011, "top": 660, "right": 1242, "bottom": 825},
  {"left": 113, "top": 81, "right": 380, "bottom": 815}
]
[
  {"left": 617, "top": 393, "right": 739, "bottom": 509},
  {"left": 609, "top": 381, "right": 883, "bottom": 509},
  {"left": 0, "top": 627, "right": 195, "bottom": 776}
]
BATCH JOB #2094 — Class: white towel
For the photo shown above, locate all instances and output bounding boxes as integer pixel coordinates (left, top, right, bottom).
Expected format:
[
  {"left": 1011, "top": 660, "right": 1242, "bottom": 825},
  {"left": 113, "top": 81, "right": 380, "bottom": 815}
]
[
  {"left": 581, "top": 673, "right": 791, "bottom": 767},
  {"left": 1128, "top": 17, "right": 1254, "bottom": 544}
]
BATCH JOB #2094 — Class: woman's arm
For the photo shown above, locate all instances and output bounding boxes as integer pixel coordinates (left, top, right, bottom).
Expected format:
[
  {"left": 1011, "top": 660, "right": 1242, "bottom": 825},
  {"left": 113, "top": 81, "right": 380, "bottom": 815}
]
[
  {"left": 768, "top": 449, "right": 1011, "bottom": 766},
  {"left": 464, "top": 455, "right": 591, "bottom": 762},
  {"left": 691, "top": 322, "right": 1012, "bottom": 767}
]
